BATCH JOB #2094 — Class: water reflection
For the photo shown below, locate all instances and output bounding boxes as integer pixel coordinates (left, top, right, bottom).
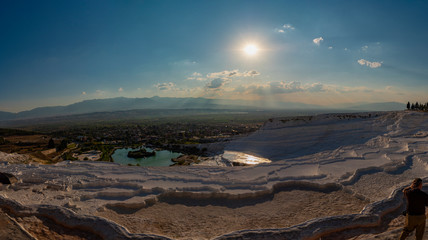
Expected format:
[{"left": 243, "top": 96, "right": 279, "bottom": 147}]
[
  {"left": 222, "top": 151, "right": 271, "bottom": 165},
  {"left": 112, "top": 147, "right": 182, "bottom": 166}
]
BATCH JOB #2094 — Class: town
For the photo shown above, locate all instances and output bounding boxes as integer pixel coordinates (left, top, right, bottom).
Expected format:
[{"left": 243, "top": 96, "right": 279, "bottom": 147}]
[{"left": 0, "top": 117, "right": 264, "bottom": 165}]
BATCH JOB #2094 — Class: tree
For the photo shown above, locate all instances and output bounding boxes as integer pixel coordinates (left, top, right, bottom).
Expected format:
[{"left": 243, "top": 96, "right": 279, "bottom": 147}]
[
  {"left": 407, "top": 102, "right": 410, "bottom": 110},
  {"left": 48, "top": 138, "right": 55, "bottom": 148},
  {"left": 56, "top": 139, "right": 68, "bottom": 151},
  {"left": 411, "top": 103, "right": 415, "bottom": 110}
]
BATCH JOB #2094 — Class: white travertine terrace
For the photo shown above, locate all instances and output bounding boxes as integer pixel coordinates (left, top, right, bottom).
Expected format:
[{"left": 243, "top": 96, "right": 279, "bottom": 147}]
[{"left": 1, "top": 110, "right": 428, "bottom": 239}]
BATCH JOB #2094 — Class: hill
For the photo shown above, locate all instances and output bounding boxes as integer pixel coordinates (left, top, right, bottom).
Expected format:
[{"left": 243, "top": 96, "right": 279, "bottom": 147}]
[{"left": 0, "top": 97, "right": 405, "bottom": 122}]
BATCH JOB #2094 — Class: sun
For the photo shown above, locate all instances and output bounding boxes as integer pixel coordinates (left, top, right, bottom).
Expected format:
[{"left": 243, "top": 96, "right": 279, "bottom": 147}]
[{"left": 243, "top": 44, "right": 259, "bottom": 56}]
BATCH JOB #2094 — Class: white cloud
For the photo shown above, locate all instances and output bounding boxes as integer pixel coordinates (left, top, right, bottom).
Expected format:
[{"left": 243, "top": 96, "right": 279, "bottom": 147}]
[
  {"left": 361, "top": 45, "right": 368, "bottom": 51},
  {"left": 283, "top": 24, "right": 295, "bottom": 30},
  {"left": 313, "top": 37, "right": 324, "bottom": 46},
  {"left": 276, "top": 23, "right": 295, "bottom": 33},
  {"left": 207, "top": 70, "right": 239, "bottom": 79},
  {"left": 81, "top": 91, "right": 86, "bottom": 95},
  {"left": 95, "top": 90, "right": 106, "bottom": 96},
  {"left": 118, "top": 87, "right": 124, "bottom": 92},
  {"left": 155, "top": 82, "right": 176, "bottom": 91},
  {"left": 328, "top": 46, "right": 333, "bottom": 50},
  {"left": 187, "top": 72, "right": 206, "bottom": 81},
  {"left": 207, "top": 69, "right": 260, "bottom": 79},
  {"left": 247, "top": 81, "right": 325, "bottom": 95},
  {"left": 358, "top": 59, "right": 382, "bottom": 68}
]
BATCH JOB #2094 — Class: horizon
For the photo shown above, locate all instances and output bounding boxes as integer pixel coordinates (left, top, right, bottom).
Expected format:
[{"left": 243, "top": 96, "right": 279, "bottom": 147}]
[
  {"left": 1, "top": 1, "right": 428, "bottom": 112},
  {"left": 0, "top": 96, "right": 406, "bottom": 114}
]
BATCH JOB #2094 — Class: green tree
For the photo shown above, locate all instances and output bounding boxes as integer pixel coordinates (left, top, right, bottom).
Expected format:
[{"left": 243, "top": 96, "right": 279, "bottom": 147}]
[{"left": 407, "top": 102, "right": 410, "bottom": 110}]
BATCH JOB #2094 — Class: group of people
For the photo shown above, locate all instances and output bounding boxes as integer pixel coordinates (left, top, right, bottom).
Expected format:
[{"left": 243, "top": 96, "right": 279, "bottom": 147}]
[{"left": 400, "top": 178, "right": 428, "bottom": 240}]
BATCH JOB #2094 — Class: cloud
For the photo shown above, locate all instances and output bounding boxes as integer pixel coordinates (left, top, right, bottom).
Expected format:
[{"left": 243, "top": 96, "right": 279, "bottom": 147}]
[
  {"left": 358, "top": 59, "right": 382, "bottom": 68},
  {"left": 81, "top": 91, "right": 86, "bottom": 95},
  {"left": 187, "top": 72, "right": 206, "bottom": 81},
  {"left": 313, "top": 37, "right": 324, "bottom": 46},
  {"left": 234, "top": 85, "right": 247, "bottom": 93},
  {"left": 207, "top": 70, "right": 239, "bottom": 79},
  {"left": 207, "top": 69, "right": 260, "bottom": 79},
  {"left": 307, "top": 83, "right": 325, "bottom": 92},
  {"left": 270, "top": 81, "right": 303, "bottom": 94},
  {"left": 172, "top": 59, "right": 198, "bottom": 66},
  {"left": 276, "top": 23, "right": 295, "bottom": 33},
  {"left": 283, "top": 24, "right": 295, "bottom": 30},
  {"left": 92, "top": 89, "right": 107, "bottom": 97},
  {"left": 328, "top": 46, "right": 333, "bottom": 50},
  {"left": 361, "top": 45, "right": 368, "bottom": 51},
  {"left": 118, "top": 87, "right": 124, "bottom": 92},
  {"left": 248, "top": 81, "right": 325, "bottom": 95},
  {"left": 207, "top": 78, "right": 226, "bottom": 89},
  {"left": 155, "top": 82, "right": 176, "bottom": 91},
  {"left": 333, "top": 86, "right": 374, "bottom": 93},
  {"left": 240, "top": 70, "right": 260, "bottom": 77}
]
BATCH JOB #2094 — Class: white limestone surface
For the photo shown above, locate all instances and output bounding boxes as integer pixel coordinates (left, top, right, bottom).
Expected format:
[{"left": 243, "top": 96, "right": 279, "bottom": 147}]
[{"left": 1, "top": 110, "right": 428, "bottom": 239}]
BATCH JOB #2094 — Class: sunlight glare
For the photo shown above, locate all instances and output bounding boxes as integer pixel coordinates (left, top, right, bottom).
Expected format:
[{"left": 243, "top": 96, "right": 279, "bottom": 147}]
[{"left": 243, "top": 44, "right": 259, "bottom": 56}]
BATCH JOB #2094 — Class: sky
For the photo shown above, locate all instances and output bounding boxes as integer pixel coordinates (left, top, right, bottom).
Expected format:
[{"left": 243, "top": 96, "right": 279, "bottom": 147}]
[{"left": 1, "top": 0, "right": 428, "bottom": 112}]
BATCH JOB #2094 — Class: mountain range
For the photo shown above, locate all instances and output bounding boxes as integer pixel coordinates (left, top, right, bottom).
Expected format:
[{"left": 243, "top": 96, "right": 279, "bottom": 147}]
[{"left": 0, "top": 97, "right": 405, "bottom": 122}]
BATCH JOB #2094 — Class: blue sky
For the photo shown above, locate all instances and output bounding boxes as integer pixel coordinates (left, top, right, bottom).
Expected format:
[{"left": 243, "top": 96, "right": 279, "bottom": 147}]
[{"left": 1, "top": 0, "right": 428, "bottom": 112}]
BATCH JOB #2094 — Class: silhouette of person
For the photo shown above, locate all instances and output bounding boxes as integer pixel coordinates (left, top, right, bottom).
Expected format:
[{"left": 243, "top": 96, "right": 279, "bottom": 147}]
[{"left": 400, "top": 178, "right": 428, "bottom": 240}]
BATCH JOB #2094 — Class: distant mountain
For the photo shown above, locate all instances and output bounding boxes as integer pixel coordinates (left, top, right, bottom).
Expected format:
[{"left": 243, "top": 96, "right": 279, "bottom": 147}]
[
  {"left": 0, "top": 97, "right": 406, "bottom": 122},
  {"left": 0, "top": 97, "right": 248, "bottom": 121},
  {"left": 0, "top": 111, "right": 15, "bottom": 121}
]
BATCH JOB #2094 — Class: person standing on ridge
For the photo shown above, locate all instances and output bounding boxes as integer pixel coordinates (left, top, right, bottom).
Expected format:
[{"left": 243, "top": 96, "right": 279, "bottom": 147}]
[{"left": 400, "top": 178, "right": 428, "bottom": 240}]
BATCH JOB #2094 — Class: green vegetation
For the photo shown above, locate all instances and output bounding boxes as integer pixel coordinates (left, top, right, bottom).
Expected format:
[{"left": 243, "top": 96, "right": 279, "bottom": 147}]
[
  {"left": 0, "top": 128, "right": 39, "bottom": 136},
  {"left": 61, "top": 151, "right": 77, "bottom": 161}
]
